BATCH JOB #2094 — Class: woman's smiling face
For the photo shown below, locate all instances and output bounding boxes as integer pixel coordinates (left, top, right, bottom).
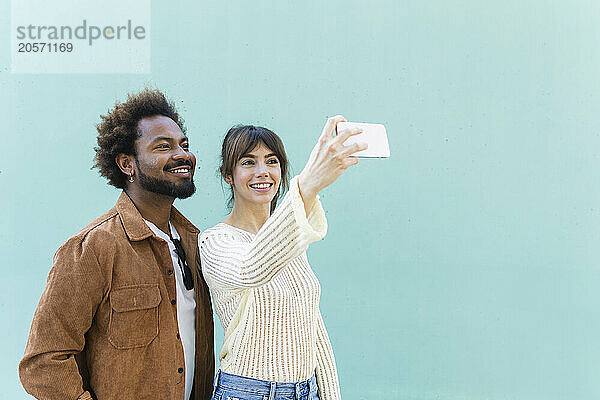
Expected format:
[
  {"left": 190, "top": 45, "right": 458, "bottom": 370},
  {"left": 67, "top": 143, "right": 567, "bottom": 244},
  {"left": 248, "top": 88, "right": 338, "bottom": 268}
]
[{"left": 228, "top": 142, "right": 282, "bottom": 209}]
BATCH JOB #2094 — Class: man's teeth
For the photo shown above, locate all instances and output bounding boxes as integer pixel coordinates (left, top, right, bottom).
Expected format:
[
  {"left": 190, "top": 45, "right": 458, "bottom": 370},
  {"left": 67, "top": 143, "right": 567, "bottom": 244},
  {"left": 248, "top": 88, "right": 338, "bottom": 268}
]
[
  {"left": 250, "top": 183, "right": 272, "bottom": 189},
  {"left": 170, "top": 167, "right": 189, "bottom": 173}
]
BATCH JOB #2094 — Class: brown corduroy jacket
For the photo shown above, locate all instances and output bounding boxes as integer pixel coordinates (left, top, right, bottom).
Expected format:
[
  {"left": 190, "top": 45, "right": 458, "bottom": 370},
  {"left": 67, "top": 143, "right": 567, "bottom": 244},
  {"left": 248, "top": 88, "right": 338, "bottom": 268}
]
[{"left": 19, "top": 192, "right": 214, "bottom": 400}]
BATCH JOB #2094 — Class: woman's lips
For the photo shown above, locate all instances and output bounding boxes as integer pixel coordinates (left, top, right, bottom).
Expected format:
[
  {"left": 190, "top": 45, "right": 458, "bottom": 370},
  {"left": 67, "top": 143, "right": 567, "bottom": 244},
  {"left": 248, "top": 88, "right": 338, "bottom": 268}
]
[{"left": 249, "top": 182, "right": 273, "bottom": 192}]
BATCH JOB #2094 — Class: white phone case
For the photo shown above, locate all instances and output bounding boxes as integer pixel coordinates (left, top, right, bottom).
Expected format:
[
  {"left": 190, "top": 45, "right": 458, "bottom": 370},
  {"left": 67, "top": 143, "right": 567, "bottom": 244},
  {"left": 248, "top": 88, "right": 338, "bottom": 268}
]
[{"left": 337, "top": 122, "right": 390, "bottom": 158}]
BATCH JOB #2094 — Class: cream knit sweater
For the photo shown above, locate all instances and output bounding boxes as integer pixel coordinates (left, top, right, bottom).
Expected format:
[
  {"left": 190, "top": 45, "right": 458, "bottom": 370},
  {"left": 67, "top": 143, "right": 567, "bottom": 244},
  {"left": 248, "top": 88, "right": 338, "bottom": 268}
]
[{"left": 199, "top": 176, "right": 341, "bottom": 399}]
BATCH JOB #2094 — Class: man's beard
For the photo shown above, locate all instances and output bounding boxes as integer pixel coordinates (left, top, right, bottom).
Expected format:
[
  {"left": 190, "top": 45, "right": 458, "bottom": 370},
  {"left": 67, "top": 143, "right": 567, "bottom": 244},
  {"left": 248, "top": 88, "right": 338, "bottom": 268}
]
[{"left": 135, "top": 159, "right": 196, "bottom": 199}]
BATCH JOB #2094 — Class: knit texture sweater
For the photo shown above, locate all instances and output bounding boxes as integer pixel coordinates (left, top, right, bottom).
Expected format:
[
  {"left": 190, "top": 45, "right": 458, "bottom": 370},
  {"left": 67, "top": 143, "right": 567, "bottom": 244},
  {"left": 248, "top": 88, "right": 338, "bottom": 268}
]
[{"left": 199, "top": 176, "right": 341, "bottom": 400}]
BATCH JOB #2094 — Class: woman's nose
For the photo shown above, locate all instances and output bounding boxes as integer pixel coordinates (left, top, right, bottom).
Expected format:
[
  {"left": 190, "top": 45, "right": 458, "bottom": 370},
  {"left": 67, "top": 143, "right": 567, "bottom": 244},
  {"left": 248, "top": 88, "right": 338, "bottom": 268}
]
[{"left": 254, "top": 163, "right": 268, "bottom": 176}]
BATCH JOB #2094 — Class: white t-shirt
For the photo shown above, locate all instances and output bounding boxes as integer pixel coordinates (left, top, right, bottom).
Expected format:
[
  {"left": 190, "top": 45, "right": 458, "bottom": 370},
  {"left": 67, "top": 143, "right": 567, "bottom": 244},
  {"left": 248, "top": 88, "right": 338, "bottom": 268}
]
[{"left": 145, "top": 220, "right": 196, "bottom": 400}]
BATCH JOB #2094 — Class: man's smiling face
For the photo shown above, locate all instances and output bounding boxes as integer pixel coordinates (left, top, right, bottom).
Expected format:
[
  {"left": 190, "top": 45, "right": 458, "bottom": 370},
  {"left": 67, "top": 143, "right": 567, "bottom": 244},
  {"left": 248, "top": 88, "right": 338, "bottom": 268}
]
[{"left": 133, "top": 115, "right": 196, "bottom": 199}]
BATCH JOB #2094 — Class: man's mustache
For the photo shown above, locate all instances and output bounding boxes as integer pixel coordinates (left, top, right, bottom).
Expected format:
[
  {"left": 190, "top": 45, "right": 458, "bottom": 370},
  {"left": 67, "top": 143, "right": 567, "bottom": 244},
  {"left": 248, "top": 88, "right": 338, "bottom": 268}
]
[{"left": 163, "top": 160, "right": 194, "bottom": 171}]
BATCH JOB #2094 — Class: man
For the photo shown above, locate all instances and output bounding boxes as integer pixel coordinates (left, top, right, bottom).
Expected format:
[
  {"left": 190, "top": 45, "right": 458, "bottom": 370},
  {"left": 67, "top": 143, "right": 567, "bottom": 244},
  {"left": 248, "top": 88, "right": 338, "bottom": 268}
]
[{"left": 19, "top": 89, "right": 214, "bottom": 399}]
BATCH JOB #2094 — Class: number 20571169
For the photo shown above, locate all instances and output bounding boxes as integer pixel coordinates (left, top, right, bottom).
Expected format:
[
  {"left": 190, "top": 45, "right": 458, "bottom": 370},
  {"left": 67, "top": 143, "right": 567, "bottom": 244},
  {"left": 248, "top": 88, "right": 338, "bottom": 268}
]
[{"left": 18, "top": 42, "right": 73, "bottom": 52}]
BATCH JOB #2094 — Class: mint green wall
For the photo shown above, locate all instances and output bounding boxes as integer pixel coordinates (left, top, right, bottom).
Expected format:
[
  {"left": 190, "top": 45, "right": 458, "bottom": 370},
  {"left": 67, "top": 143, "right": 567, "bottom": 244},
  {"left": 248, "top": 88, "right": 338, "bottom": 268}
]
[{"left": 2, "top": 1, "right": 599, "bottom": 399}]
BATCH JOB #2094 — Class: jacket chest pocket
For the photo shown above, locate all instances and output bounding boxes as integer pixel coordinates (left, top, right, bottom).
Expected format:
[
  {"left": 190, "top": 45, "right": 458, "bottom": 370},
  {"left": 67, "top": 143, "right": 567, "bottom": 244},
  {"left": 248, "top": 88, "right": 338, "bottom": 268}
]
[{"left": 108, "top": 284, "right": 161, "bottom": 349}]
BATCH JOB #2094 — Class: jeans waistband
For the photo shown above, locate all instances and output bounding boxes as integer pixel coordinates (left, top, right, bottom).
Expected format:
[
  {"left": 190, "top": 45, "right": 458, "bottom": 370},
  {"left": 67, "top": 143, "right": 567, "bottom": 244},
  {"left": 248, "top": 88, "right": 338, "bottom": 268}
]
[{"left": 212, "top": 370, "right": 317, "bottom": 399}]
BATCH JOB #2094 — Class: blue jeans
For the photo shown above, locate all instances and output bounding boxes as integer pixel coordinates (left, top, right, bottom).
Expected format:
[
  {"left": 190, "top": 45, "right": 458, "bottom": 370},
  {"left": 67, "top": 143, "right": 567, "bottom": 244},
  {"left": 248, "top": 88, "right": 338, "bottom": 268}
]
[{"left": 211, "top": 370, "right": 320, "bottom": 400}]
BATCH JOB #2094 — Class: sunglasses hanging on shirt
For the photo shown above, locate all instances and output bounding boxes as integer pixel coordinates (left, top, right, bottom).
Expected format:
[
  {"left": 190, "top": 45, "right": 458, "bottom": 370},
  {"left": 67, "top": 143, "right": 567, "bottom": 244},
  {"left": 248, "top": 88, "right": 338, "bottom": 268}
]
[{"left": 168, "top": 227, "right": 194, "bottom": 290}]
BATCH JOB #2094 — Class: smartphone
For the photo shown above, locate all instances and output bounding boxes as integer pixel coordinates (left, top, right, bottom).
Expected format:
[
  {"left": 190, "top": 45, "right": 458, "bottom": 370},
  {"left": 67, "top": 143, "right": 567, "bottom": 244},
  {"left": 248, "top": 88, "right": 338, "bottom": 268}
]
[{"left": 336, "top": 122, "right": 390, "bottom": 158}]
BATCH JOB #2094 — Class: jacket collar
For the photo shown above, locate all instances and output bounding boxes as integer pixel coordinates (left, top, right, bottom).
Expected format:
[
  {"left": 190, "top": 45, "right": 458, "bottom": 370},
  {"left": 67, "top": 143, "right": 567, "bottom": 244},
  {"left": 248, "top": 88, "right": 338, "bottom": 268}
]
[{"left": 115, "top": 191, "right": 199, "bottom": 242}]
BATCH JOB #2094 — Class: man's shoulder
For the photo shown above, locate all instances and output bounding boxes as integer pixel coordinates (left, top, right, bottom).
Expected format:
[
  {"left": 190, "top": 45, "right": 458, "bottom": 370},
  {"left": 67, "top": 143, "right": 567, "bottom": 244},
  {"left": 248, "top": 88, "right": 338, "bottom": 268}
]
[
  {"left": 57, "top": 205, "right": 124, "bottom": 255},
  {"left": 81, "top": 206, "right": 121, "bottom": 234}
]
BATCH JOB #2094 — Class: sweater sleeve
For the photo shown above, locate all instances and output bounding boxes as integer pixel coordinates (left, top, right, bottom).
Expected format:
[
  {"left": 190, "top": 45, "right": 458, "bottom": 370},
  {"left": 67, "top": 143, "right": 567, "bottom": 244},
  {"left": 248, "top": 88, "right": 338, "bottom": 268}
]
[
  {"left": 200, "top": 176, "right": 327, "bottom": 288},
  {"left": 314, "top": 310, "right": 342, "bottom": 400}
]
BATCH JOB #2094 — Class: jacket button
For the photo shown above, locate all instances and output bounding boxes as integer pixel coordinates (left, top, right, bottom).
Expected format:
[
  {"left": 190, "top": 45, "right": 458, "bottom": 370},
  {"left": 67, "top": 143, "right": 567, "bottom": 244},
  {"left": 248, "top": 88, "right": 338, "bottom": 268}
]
[
  {"left": 178, "top": 367, "right": 184, "bottom": 373},
  {"left": 171, "top": 299, "right": 176, "bottom": 305},
  {"left": 177, "top": 333, "right": 180, "bottom": 339},
  {"left": 167, "top": 269, "right": 173, "bottom": 275}
]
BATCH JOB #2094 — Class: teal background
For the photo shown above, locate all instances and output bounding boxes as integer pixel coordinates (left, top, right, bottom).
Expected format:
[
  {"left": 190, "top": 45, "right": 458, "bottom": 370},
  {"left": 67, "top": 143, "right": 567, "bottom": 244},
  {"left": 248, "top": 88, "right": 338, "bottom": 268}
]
[{"left": 2, "top": 0, "right": 599, "bottom": 399}]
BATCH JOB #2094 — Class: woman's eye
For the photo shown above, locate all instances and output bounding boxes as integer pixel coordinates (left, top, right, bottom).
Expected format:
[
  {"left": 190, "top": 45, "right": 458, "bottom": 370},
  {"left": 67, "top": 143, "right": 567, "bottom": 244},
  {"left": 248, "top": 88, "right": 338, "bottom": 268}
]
[
  {"left": 157, "top": 144, "right": 170, "bottom": 149},
  {"left": 267, "top": 158, "right": 279, "bottom": 164},
  {"left": 241, "top": 160, "right": 254, "bottom": 166}
]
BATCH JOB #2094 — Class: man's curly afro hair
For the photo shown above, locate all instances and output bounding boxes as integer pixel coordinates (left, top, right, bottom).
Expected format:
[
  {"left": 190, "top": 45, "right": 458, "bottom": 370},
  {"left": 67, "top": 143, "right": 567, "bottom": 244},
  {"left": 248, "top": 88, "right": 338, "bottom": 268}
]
[{"left": 93, "top": 88, "right": 186, "bottom": 189}]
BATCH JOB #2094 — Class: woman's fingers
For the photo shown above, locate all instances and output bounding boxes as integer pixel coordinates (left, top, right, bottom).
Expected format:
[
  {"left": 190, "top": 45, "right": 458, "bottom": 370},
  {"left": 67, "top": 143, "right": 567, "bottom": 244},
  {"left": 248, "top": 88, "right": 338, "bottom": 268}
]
[
  {"left": 342, "top": 156, "right": 359, "bottom": 169},
  {"left": 299, "top": 115, "right": 363, "bottom": 201},
  {"left": 340, "top": 141, "right": 368, "bottom": 157},
  {"left": 319, "top": 115, "right": 346, "bottom": 141},
  {"left": 334, "top": 127, "right": 362, "bottom": 145},
  {"left": 331, "top": 128, "right": 367, "bottom": 159}
]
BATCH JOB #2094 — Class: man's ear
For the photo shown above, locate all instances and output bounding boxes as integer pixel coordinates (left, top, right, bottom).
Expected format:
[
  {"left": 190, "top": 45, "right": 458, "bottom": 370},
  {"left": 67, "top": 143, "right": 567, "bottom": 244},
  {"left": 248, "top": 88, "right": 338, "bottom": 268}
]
[{"left": 115, "top": 154, "right": 135, "bottom": 177}]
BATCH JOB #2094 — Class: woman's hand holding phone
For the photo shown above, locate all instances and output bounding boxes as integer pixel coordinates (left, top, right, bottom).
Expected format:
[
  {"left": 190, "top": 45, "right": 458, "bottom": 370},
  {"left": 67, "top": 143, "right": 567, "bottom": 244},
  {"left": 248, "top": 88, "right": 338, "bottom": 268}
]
[{"left": 298, "top": 115, "right": 368, "bottom": 215}]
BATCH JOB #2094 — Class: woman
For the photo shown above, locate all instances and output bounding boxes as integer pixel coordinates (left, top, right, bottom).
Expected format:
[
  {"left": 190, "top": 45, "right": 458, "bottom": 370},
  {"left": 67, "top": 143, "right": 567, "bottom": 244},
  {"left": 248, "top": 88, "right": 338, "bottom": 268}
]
[{"left": 200, "top": 116, "right": 365, "bottom": 400}]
